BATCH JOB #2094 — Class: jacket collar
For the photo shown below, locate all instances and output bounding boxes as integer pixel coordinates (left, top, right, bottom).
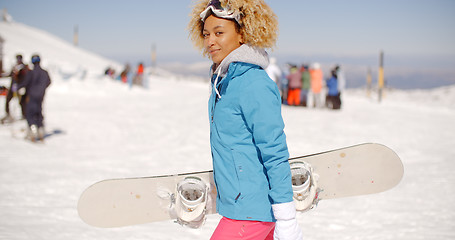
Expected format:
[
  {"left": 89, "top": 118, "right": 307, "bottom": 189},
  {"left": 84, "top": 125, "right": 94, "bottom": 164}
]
[{"left": 210, "top": 44, "right": 269, "bottom": 79}]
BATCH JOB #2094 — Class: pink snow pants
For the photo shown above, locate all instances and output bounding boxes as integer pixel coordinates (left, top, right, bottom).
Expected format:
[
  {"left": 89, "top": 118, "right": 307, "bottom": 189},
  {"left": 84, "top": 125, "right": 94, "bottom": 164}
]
[{"left": 210, "top": 217, "right": 275, "bottom": 240}]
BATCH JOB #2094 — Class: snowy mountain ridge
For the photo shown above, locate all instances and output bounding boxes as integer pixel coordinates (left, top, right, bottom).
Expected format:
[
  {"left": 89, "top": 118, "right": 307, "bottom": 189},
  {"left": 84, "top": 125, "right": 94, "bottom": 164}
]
[
  {"left": 0, "top": 21, "right": 122, "bottom": 79},
  {"left": 0, "top": 20, "right": 209, "bottom": 84}
]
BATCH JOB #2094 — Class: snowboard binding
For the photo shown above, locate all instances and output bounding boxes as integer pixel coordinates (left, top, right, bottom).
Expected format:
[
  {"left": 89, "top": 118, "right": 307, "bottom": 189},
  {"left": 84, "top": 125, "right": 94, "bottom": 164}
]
[
  {"left": 174, "top": 176, "right": 209, "bottom": 228},
  {"left": 290, "top": 161, "right": 320, "bottom": 211}
]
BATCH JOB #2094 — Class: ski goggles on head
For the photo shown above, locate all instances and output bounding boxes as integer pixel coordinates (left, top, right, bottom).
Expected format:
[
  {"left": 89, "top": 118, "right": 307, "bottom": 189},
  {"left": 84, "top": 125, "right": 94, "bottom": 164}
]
[{"left": 200, "top": 0, "right": 241, "bottom": 23}]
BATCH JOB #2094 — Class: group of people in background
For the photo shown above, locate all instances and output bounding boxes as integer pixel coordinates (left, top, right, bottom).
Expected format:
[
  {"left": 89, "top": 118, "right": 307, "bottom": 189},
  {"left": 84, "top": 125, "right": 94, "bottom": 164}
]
[
  {"left": 104, "top": 62, "right": 146, "bottom": 88},
  {"left": 1, "top": 54, "right": 51, "bottom": 142},
  {"left": 266, "top": 58, "right": 345, "bottom": 110}
]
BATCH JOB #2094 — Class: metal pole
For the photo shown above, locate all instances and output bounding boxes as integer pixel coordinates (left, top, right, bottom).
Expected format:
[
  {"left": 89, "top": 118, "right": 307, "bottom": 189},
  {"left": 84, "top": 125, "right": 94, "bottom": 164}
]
[
  {"left": 367, "top": 67, "right": 372, "bottom": 97},
  {"left": 151, "top": 43, "right": 156, "bottom": 69},
  {"left": 378, "top": 50, "right": 384, "bottom": 102},
  {"left": 73, "top": 25, "right": 79, "bottom": 46},
  {"left": 0, "top": 35, "right": 4, "bottom": 75}
]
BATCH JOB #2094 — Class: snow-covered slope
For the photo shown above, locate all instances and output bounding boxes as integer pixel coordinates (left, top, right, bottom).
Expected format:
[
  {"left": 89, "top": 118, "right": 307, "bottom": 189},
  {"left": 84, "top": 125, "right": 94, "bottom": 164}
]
[
  {"left": 0, "top": 21, "right": 122, "bottom": 80},
  {"left": 0, "top": 20, "right": 454, "bottom": 240}
]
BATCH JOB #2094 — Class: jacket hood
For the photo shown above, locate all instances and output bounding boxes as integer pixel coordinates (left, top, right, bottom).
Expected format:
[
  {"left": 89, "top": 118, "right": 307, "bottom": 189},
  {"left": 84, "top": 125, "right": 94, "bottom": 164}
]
[
  {"left": 210, "top": 44, "right": 269, "bottom": 78},
  {"left": 209, "top": 44, "right": 269, "bottom": 99}
]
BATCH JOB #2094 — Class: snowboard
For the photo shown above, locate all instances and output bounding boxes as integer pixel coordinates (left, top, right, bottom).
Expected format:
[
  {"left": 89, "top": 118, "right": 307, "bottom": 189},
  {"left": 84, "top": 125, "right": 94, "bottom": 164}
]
[{"left": 77, "top": 143, "right": 403, "bottom": 228}]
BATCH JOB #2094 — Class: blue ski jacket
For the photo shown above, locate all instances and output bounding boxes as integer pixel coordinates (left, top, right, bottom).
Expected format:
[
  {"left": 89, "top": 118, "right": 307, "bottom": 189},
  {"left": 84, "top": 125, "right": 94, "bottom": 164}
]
[
  {"left": 208, "top": 45, "right": 293, "bottom": 222},
  {"left": 326, "top": 76, "right": 339, "bottom": 96}
]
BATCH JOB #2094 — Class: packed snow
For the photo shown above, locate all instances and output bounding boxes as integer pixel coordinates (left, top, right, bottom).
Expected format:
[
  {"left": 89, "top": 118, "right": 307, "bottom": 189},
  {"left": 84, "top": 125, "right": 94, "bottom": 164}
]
[{"left": 1, "top": 21, "right": 455, "bottom": 240}]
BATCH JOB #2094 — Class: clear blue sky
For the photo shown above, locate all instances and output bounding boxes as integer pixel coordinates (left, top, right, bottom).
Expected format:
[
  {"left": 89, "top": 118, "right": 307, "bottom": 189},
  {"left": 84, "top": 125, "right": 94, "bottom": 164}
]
[{"left": 2, "top": 0, "right": 455, "bottom": 67}]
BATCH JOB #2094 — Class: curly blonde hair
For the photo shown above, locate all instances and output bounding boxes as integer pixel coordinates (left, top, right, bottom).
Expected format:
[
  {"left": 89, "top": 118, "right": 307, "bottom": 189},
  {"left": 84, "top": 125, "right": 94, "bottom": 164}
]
[{"left": 188, "top": 0, "right": 278, "bottom": 56}]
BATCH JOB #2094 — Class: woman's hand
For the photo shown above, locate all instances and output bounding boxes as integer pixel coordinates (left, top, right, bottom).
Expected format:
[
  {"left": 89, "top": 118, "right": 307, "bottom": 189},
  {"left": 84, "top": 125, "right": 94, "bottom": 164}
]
[{"left": 272, "top": 202, "right": 303, "bottom": 240}]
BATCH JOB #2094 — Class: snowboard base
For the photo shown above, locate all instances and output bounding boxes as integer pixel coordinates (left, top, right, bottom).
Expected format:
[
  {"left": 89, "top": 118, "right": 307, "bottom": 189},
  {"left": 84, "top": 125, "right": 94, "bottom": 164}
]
[{"left": 78, "top": 143, "right": 403, "bottom": 228}]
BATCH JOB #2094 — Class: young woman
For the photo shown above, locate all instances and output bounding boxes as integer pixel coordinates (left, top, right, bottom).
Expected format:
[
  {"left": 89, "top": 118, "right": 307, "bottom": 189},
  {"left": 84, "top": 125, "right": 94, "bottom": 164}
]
[{"left": 188, "top": 1, "right": 303, "bottom": 239}]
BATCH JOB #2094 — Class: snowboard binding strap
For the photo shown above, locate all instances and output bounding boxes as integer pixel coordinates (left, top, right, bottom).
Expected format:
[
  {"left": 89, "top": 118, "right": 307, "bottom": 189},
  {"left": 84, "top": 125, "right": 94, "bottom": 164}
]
[
  {"left": 174, "top": 176, "right": 209, "bottom": 228},
  {"left": 290, "top": 161, "right": 320, "bottom": 211}
]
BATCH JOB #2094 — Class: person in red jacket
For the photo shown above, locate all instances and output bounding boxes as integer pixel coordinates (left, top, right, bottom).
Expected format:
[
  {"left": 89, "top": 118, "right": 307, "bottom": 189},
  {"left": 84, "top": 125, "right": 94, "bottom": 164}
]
[{"left": 134, "top": 62, "right": 144, "bottom": 86}]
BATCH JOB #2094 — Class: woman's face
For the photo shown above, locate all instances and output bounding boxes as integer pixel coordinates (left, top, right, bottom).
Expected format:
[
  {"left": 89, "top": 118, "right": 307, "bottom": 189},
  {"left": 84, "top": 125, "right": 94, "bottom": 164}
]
[{"left": 203, "top": 15, "right": 243, "bottom": 66}]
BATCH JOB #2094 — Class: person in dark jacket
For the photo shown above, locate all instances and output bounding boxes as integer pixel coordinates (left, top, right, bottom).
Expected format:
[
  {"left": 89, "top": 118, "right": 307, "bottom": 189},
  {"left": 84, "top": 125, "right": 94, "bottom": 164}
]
[
  {"left": 325, "top": 69, "right": 341, "bottom": 110},
  {"left": 1, "top": 54, "right": 29, "bottom": 123},
  {"left": 17, "top": 54, "right": 51, "bottom": 141}
]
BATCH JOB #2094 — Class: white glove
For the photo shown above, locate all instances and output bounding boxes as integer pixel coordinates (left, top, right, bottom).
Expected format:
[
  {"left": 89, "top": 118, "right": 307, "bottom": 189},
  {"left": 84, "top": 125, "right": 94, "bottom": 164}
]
[{"left": 272, "top": 201, "right": 303, "bottom": 240}]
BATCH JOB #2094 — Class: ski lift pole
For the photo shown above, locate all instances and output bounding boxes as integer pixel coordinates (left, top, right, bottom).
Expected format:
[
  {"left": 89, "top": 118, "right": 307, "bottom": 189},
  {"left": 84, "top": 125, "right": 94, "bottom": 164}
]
[
  {"left": 73, "top": 25, "right": 78, "bottom": 46},
  {"left": 378, "top": 50, "right": 384, "bottom": 102},
  {"left": 0, "top": 35, "right": 4, "bottom": 75},
  {"left": 151, "top": 43, "right": 157, "bottom": 73},
  {"left": 367, "top": 67, "right": 372, "bottom": 98}
]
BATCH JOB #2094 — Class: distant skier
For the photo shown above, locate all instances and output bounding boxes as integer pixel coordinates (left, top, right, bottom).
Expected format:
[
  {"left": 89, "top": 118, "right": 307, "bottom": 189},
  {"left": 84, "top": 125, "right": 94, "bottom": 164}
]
[
  {"left": 287, "top": 65, "right": 302, "bottom": 106},
  {"left": 309, "top": 62, "right": 323, "bottom": 108},
  {"left": 325, "top": 69, "right": 341, "bottom": 109},
  {"left": 300, "top": 65, "right": 311, "bottom": 107},
  {"left": 17, "top": 54, "right": 51, "bottom": 142},
  {"left": 335, "top": 64, "right": 345, "bottom": 107},
  {"left": 265, "top": 57, "right": 283, "bottom": 95},
  {"left": 120, "top": 63, "right": 131, "bottom": 84},
  {"left": 1, "top": 54, "right": 29, "bottom": 124},
  {"left": 131, "top": 62, "right": 145, "bottom": 87}
]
